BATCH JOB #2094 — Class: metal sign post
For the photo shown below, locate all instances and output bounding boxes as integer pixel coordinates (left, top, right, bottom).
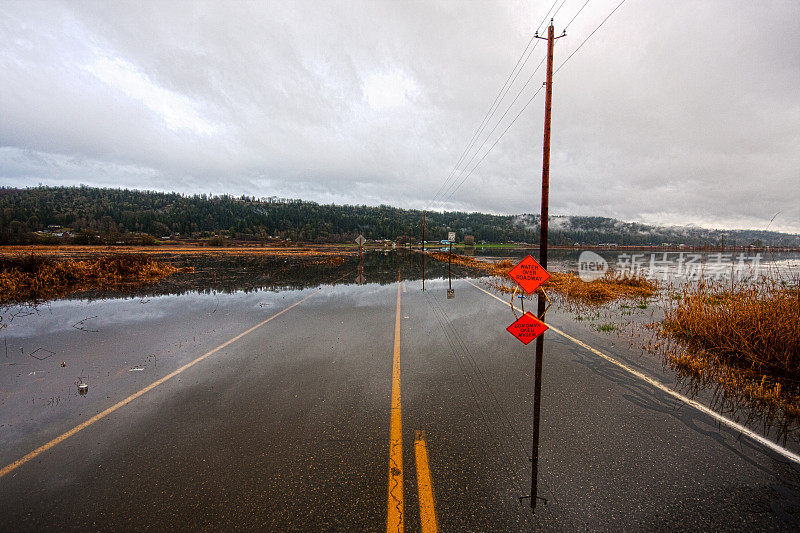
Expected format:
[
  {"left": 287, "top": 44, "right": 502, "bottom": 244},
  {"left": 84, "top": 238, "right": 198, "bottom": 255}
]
[
  {"left": 409, "top": 226, "right": 413, "bottom": 263},
  {"left": 448, "top": 240, "right": 452, "bottom": 288},
  {"left": 355, "top": 234, "right": 365, "bottom": 261},
  {"left": 355, "top": 234, "right": 366, "bottom": 284},
  {"left": 447, "top": 236, "right": 455, "bottom": 299}
]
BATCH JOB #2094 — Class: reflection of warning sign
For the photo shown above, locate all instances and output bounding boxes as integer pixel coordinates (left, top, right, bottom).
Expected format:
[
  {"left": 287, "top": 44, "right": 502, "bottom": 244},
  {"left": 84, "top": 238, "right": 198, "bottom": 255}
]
[
  {"left": 508, "top": 255, "right": 550, "bottom": 294},
  {"left": 506, "top": 312, "right": 548, "bottom": 345}
]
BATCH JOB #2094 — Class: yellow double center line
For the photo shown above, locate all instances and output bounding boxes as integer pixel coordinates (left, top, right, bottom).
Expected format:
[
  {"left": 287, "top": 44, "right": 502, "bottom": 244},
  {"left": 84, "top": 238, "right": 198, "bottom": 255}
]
[
  {"left": 415, "top": 430, "right": 438, "bottom": 532},
  {"left": 387, "top": 276, "right": 437, "bottom": 533},
  {"left": 387, "top": 278, "right": 404, "bottom": 531}
]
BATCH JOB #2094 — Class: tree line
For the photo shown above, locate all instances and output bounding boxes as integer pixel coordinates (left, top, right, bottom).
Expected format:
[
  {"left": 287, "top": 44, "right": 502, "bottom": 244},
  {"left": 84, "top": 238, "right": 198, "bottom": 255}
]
[{"left": 1, "top": 186, "right": 797, "bottom": 247}]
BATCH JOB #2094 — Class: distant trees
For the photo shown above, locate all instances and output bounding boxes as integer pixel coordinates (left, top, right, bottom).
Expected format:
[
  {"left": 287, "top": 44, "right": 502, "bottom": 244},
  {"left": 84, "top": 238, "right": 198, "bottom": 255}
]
[{"left": 0, "top": 186, "right": 798, "bottom": 247}]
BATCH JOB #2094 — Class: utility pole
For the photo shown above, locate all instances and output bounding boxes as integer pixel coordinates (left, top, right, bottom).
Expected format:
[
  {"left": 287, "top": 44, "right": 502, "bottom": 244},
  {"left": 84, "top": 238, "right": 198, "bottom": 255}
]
[{"left": 531, "top": 18, "right": 565, "bottom": 512}]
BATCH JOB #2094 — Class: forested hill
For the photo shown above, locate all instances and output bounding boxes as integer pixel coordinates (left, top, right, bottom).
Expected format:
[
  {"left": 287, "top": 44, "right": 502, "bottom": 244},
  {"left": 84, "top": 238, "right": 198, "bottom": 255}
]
[{"left": 1, "top": 186, "right": 798, "bottom": 247}]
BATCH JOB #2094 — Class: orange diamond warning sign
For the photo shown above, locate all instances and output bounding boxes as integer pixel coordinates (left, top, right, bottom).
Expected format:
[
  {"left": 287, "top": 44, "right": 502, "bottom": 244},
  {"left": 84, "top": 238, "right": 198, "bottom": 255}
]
[
  {"left": 506, "top": 312, "right": 548, "bottom": 345},
  {"left": 508, "top": 255, "right": 550, "bottom": 294}
]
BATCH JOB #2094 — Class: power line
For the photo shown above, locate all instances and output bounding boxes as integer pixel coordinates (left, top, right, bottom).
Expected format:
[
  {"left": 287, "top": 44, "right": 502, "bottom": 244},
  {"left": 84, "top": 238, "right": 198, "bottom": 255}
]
[
  {"left": 437, "top": 54, "right": 548, "bottom": 204},
  {"left": 427, "top": 0, "right": 561, "bottom": 209},
  {"left": 426, "top": 37, "right": 537, "bottom": 208},
  {"left": 438, "top": 0, "right": 628, "bottom": 207},
  {"left": 439, "top": 82, "right": 546, "bottom": 206},
  {"left": 551, "top": 0, "right": 570, "bottom": 21},
  {"left": 435, "top": 3, "right": 572, "bottom": 204},
  {"left": 565, "top": 0, "right": 591, "bottom": 30},
  {"left": 555, "top": 0, "right": 626, "bottom": 75}
]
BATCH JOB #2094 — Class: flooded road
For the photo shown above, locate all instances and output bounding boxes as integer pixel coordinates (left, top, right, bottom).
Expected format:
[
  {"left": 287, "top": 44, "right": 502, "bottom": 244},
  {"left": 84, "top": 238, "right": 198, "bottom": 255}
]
[{"left": 1, "top": 251, "right": 799, "bottom": 530}]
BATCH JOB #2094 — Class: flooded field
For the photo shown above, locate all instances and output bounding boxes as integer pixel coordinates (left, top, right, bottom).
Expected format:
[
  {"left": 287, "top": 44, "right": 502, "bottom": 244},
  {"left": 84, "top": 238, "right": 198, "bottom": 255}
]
[
  {"left": 470, "top": 247, "right": 800, "bottom": 282},
  {"left": 0, "top": 251, "right": 454, "bottom": 458}
]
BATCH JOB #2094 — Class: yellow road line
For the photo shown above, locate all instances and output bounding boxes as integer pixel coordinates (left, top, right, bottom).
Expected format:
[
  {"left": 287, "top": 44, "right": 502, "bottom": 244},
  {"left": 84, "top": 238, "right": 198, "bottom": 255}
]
[
  {"left": 414, "top": 430, "right": 438, "bottom": 533},
  {"left": 0, "top": 288, "right": 324, "bottom": 480},
  {"left": 463, "top": 277, "right": 800, "bottom": 465},
  {"left": 387, "top": 274, "right": 404, "bottom": 533}
]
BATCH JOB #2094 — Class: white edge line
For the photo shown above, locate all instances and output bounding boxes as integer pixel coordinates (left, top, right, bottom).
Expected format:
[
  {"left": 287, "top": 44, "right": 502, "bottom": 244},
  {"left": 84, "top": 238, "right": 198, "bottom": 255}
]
[
  {"left": 463, "top": 277, "right": 800, "bottom": 466},
  {"left": 0, "top": 286, "right": 325, "bottom": 479}
]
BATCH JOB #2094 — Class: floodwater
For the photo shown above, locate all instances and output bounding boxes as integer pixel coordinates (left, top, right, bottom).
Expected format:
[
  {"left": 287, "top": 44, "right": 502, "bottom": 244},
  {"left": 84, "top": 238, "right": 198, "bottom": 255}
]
[
  {"left": 0, "top": 251, "right": 459, "bottom": 463},
  {"left": 2, "top": 249, "right": 800, "bottom": 529},
  {"left": 471, "top": 247, "right": 800, "bottom": 282}
]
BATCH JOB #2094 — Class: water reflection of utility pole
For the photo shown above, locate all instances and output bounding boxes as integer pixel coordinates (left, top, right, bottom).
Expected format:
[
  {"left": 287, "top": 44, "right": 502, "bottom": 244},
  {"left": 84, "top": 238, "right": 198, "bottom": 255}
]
[
  {"left": 530, "top": 18, "right": 565, "bottom": 512},
  {"left": 447, "top": 242, "right": 453, "bottom": 289},
  {"left": 422, "top": 211, "right": 426, "bottom": 291},
  {"left": 447, "top": 239, "right": 454, "bottom": 298},
  {"left": 409, "top": 225, "right": 413, "bottom": 264}
]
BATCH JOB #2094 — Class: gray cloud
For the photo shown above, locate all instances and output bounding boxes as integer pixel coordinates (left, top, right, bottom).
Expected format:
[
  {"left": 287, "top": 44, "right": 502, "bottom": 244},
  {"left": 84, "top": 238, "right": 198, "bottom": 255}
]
[{"left": 1, "top": 0, "right": 798, "bottom": 231}]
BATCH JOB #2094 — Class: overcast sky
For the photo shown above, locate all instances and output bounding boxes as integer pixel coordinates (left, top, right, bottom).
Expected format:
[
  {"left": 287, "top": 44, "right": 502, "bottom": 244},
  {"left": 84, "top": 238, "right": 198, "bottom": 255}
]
[{"left": 1, "top": 1, "right": 798, "bottom": 232}]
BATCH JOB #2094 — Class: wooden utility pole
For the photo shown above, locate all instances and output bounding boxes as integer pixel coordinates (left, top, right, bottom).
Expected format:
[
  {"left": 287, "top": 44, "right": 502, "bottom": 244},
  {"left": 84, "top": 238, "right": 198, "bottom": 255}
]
[{"left": 531, "top": 18, "right": 565, "bottom": 512}]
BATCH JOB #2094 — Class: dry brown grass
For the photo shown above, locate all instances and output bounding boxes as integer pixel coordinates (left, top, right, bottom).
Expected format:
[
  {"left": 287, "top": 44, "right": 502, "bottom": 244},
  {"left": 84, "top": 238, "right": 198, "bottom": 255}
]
[
  {"left": 308, "top": 256, "right": 345, "bottom": 265},
  {"left": 652, "top": 278, "right": 800, "bottom": 436},
  {"left": 0, "top": 244, "right": 366, "bottom": 258},
  {"left": 545, "top": 272, "right": 657, "bottom": 304},
  {"left": 663, "top": 279, "right": 800, "bottom": 378},
  {"left": 426, "top": 251, "right": 657, "bottom": 304},
  {"left": 0, "top": 253, "right": 191, "bottom": 304},
  {"left": 426, "top": 251, "right": 493, "bottom": 272},
  {"left": 667, "top": 346, "right": 800, "bottom": 424}
]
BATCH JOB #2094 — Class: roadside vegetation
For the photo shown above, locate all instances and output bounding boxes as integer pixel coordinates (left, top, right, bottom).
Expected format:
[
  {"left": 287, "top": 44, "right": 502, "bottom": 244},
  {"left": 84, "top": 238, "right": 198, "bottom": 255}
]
[
  {"left": 434, "top": 248, "right": 800, "bottom": 436},
  {"left": 427, "top": 252, "right": 658, "bottom": 304},
  {"left": 656, "top": 278, "right": 800, "bottom": 432},
  {"left": 663, "top": 279, "right": 800, "bottom": 378},
  {"left": 0, "top": 253, "right": 190, "bottom": 305}
]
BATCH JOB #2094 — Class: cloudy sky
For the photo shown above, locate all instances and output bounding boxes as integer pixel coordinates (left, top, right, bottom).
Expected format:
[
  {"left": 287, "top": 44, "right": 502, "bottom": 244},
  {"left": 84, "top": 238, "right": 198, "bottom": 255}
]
[{"left": 1, "top": 0, "right": 798, "bottom": 232}]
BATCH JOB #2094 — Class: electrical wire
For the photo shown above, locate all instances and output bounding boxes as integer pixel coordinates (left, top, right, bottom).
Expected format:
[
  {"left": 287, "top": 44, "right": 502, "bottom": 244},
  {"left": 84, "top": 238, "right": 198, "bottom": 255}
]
[
  {"left": 426, "top": 0, "right": 561, "bottom": 210},
  {"left": 436, "top": 54, "right": 547, "bottom": 204},
  {"left": 438, "top": 82, "right": 546, "bottom": 206},
  {"left": 565, "top": 0, "right": 591, "bottom": 30},
  {"left": 438, "top": 0, "right": 628, "bottom": 207},
  {"left": 555, "top": 0, "right": 626, "bottom": 75},
  {"left": 426, "top": 37, "right": 537, "bottom": 209}
]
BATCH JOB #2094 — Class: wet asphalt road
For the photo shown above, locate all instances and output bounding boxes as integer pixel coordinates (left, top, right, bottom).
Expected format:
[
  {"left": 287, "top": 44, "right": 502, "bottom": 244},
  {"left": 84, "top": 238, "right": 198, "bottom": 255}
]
[{"left": 2, "top": 264, "right": 800, "bottom": 531}]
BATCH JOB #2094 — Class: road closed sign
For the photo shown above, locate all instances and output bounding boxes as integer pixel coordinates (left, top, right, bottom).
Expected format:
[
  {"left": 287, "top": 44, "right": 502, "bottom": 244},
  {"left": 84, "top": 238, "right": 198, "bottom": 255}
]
[
  {"left": 508, "top": 255, "right": 550, "bottom": 294},
  {"left": 506, "top": 311, "right": 548, "bottom": 345}
]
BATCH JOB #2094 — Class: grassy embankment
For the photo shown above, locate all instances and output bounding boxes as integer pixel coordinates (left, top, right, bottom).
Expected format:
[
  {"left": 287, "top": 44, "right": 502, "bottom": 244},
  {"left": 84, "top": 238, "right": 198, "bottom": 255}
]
[{"left": 0, "top": 253, "right": 191, "bottom": 305}]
